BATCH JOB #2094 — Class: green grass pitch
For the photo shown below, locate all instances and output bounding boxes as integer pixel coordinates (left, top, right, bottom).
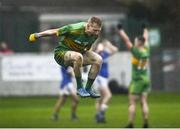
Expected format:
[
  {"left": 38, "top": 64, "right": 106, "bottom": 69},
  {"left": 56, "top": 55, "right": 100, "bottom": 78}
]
[{"left": 0, "top": 92, "right": 180, "bottom": 128}]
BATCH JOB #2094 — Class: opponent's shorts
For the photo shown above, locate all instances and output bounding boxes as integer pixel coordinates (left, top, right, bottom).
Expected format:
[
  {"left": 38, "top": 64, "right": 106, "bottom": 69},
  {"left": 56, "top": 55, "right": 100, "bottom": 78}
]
[
  {"left": 94, "top": 76, "right": 109, "bottom": 90},
  {"left": 129, "top": 77, "right": 150, "bottom": 94},
  {"left": 59, "top": 83, "right": 76, "bottom": 96}
]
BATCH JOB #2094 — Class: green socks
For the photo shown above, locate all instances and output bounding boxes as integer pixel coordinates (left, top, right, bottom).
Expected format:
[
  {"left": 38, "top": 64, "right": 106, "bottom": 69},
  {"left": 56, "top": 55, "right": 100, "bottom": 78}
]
[
  {"left": 76, "top": 76, "right": 95, "bottom": 90},
  {"left": 85, "top": 78, "right": 95, "bottom": 91},
  {"left": 75, "top": 76, "right": 83, "bottom": 89}
]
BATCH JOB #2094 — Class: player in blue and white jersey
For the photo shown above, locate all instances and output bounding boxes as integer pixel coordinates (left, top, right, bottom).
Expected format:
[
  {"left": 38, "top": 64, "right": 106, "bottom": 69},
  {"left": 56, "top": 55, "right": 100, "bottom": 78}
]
[
  {"left": 52, "top": 66, "right": 79, "bottom": 121},
  {"left": 94, "top": 40, "right": 118, "bottom": 123}
]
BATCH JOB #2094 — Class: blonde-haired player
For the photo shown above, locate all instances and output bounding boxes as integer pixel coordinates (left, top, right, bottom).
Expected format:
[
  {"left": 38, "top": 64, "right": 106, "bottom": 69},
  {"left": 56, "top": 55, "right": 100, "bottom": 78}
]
[{"left": 29, "top": 17, "right": 103, "bottom": 98}]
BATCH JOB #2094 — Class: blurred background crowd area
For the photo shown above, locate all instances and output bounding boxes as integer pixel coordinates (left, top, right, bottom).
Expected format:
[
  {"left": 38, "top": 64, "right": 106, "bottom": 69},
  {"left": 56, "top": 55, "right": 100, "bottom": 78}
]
[{"left": 0, "top": 0, "right": 180, "bottom": 94}]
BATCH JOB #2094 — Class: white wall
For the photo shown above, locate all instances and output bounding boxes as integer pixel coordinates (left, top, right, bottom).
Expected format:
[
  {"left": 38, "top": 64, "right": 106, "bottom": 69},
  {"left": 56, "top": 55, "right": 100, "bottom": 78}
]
[{"left": 0, "top": 52, "right": 131, "bottom": 96}]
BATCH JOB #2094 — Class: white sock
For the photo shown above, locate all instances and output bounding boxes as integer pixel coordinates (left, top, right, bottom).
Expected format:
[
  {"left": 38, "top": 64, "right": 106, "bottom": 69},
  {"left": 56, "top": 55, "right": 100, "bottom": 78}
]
[{"left": 100, "top": 104, "right": 108, "bottom": 112}]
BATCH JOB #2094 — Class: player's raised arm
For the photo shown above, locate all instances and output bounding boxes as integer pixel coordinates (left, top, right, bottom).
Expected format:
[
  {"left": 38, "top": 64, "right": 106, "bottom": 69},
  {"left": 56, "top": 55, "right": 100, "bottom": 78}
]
[
  {"left": 67, "top": 66, "right": 75, "bottom": 77},
  {"left": 142, "top": 23, "right": 149, "bottom": 45},
  {"left": 117, "top": 24, "right": 133, "bottom": 50},
  {"left": 29, "top": 28, "right": 59, "bottom": 42},
  {"left": 104, "top": 40, "right": 118, "bottom": 55}
]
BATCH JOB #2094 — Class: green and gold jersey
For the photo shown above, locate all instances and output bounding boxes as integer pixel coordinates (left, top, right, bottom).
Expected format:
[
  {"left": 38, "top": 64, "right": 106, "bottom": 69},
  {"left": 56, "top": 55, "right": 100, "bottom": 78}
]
[
  {"left": 130, "top": 43, "right": 150, "bottom": 80},
  {"left": 55, "top": 22, "right": 98, "bottom": 53}
]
